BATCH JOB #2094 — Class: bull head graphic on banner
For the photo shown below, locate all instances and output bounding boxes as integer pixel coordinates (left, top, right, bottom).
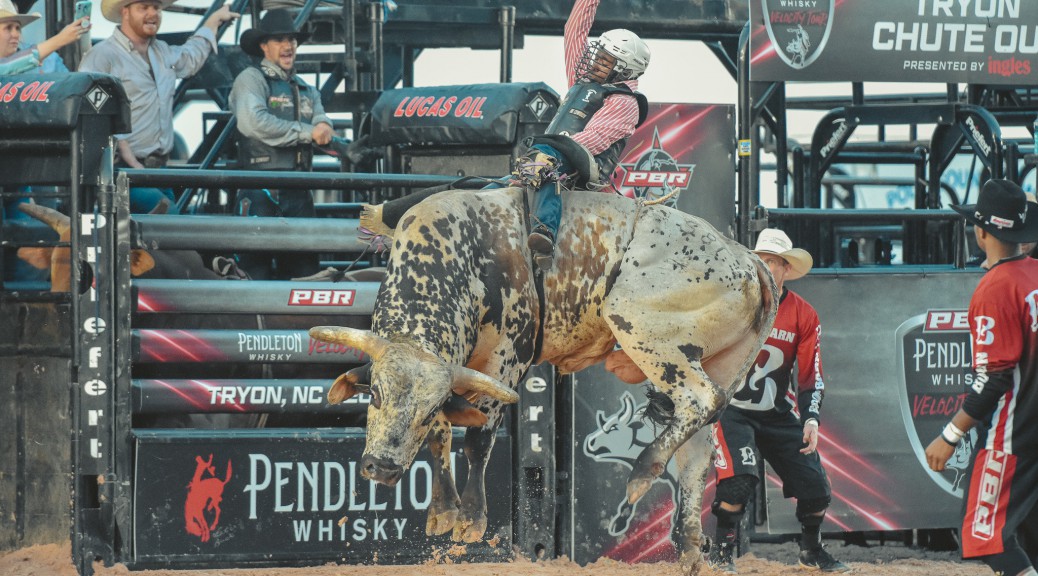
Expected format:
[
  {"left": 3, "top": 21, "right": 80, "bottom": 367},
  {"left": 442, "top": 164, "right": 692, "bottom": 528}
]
[
  {"left": 761, "top": 0, "right": 834, "bottom": 70},
  {"left": 895, "top": 312, "right": 976, "bottom": 497},
  {"left": 583, "top": 392, "right": 679, "bottom": 536}
]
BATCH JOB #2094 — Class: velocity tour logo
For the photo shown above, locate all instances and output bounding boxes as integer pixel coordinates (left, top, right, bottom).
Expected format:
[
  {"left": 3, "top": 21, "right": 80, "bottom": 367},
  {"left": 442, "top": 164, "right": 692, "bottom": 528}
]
[
  {"left": 895, "top": 311, "right": 977, "bottom": 497},
  {"left": 762, "top": 0, "right": 834, "bottom": 69}
]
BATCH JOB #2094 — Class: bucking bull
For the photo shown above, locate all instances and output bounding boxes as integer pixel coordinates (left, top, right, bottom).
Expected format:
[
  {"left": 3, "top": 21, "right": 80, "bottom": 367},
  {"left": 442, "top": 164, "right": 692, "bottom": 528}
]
[{"left": 309, "top": 186, "right": 778, "bottom": 573}]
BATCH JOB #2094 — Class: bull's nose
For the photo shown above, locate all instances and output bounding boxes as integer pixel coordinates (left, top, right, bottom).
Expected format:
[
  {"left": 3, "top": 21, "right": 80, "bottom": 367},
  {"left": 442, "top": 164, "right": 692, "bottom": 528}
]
[{"left": 359, "top": 454, "right": 404, "bottom": 486}]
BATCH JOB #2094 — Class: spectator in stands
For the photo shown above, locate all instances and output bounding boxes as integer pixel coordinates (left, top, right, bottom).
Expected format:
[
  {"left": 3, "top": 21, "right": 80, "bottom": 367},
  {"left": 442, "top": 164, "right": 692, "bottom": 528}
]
[
  {"left": 0, "top": 0, "right": 86, "bottom": 75},
  {"left": 708, "top": 228, "right": 850, "bottom": 574},
  {"left": 1, "top": 0, "right": 86, "bottom": 283},
  {"left": 78, "top": 0, "right": 238, "bottom": 213},
  {"left": 229, "top": 9, "right": 331, "bottom": 280}
]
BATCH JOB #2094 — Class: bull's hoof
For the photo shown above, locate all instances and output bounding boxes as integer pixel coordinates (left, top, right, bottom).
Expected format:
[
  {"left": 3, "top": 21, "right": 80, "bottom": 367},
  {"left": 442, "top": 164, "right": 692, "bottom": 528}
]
[
  {"left": 678, "top": 549, "right": 704, "bottom": 576},
  {"left": 451, "top": 512, "right": 487, "bottom": 543},
  {"left": 425, "top": 506, "right": 459, "bottom": 536},
  {"left": 626, "top": 475, "right": 653, "bottom": 504}
]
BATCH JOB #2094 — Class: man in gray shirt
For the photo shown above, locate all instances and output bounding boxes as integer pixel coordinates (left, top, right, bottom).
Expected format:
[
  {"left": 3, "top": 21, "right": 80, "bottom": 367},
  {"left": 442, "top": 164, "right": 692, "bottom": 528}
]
[
  {"left": 80, "top": 0, "right": 237, "bottom": 212},
  {"left": 229, "top": 8, "right": 332, "bottom": 280}
]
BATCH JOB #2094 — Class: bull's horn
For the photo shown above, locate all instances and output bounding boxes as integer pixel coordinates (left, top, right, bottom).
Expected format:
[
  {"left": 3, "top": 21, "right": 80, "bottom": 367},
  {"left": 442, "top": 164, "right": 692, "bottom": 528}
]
[
  {"left": 308, "top": 326, "right": 389, "bottom": 361},
  {"left": 450, "top": 367, "right": 518, "bottom": 404},
  {"left": 18, "top": 203, "right": 70, "bottom": 236}
]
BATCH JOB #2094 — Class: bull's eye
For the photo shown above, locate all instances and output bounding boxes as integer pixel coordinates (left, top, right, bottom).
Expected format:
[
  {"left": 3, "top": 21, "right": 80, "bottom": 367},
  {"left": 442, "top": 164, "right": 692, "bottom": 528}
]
[{"left": 370, "top": 385, "right": 383, "bottom": 409}]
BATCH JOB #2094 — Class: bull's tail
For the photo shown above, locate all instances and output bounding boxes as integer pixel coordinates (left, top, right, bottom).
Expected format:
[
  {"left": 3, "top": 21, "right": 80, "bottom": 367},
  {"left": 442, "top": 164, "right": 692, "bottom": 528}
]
[
  {"left": 641, "top": 384, "right": 675, "bottom": 428},
  {"left": 358, "top": 177, "right": 494, "bottom": 245},
  {"left": 359, "top": 203, "right": 396, "bottom": 242},
  {"left": 751, "top": 256, "right": 779, "bottom": 338}
]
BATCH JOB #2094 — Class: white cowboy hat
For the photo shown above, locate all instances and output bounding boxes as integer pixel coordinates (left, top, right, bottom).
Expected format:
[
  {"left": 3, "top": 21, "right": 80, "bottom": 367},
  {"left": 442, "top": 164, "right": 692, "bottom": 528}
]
[
  {"left": 101, "top": 0, "right": 175, "bottom": 23},
  {"left": 0, "top": 0, "right": 39, "bottom": 27},
  {"left": 753, "top": 228, "right": 814, "bottom": 280}
]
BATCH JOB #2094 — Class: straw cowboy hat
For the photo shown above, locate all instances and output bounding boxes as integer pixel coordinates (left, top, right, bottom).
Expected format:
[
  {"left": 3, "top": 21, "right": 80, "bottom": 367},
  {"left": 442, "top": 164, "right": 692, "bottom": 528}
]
[
  {"left": 952, "top": 179, "right": 1038, "bottom": 244},
  {"left": 101, "top": 0, "right": 175, "bottom": 23},
  {"left": 240, "top": 9, "right": 309, "bottom": 57},
  {"left": 0, "top": 0, "right": 39, "bottom": 27},
  {"left": 753, "top": 228, "right": 814, "bottom": 280}
]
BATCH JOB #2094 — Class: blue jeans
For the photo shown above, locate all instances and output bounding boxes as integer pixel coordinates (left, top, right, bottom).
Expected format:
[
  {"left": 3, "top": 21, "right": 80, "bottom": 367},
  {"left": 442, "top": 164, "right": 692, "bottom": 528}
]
[
  {"left": 526, "top": 144, "right": 569, "bottom": 237},
  {"left": 130, "top": 187, "right": 178, "bottom": 214},
  {"left": 234, "top": 188, "right": 318, "bottom": 280}
]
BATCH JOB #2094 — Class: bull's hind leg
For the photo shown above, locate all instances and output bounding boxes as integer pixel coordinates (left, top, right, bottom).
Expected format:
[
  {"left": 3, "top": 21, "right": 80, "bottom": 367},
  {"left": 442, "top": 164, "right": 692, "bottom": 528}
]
[
  {"left": 425, "top": 415, "right": 461, "bottom": 535},
  {"left": 624, "top": 355, "right": 726, "bottom": 504},
  {"left": 672, "top": 429, "right": 714, "bottom": 576}
]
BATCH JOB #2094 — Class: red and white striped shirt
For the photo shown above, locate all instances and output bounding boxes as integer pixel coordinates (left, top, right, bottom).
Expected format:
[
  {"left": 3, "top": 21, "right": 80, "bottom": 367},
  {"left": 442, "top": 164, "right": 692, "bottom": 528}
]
[{"left": 563, "top": 0, "right": 641, "bottom": 156}]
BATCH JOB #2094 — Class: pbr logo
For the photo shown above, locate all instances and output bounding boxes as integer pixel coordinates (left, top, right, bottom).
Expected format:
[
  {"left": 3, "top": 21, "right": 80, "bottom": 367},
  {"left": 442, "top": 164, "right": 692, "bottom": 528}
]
[
  {"left": 184, "top": 454, "right": 233, "bottom": 543},
  {"left": 761, "top": 0, "right": 834, "bottom": 70},
  {"left": 895, "top": 313, "right": 976, "bottom": 497},
  {"left": 615, "top": 127, "right": 694, "bottom": 207}
]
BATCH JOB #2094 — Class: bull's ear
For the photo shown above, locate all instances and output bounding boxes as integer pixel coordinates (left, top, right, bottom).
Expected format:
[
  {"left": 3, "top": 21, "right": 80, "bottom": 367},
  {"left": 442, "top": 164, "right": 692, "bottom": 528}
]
[
  {"left": 131, "top": 250, "right": 156, "bottom": 276},
  {"left": 442, "top": 394, "right": 488, "bottom": 427},
  {"left": 450, "top": 367, "right": 518, "bottom": 404},
  {"left": 17, "top": 247, "right": 53, "bottom": 270},
  {"left": 309, "top": 326, "right": 389, "bottom": 361},
  {"left": 328, "top": 364, "right": 372, "bottom": 405}
]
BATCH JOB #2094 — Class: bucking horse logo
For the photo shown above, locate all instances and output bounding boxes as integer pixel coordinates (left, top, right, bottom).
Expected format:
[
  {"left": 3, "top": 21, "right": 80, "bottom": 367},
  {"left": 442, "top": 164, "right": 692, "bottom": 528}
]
[
  {"left": 184, "top": 454, "right": 232, "bottom": 542},
  {"left": 583, "top": 392, "right": 679, "bottom": 536}
]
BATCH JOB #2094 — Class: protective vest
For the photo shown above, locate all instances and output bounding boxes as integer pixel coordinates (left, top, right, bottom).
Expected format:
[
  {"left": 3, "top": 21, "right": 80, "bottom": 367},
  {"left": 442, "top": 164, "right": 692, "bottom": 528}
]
[
  {"left": 238, "top": 66, "right": 315, "bottom": 171},
  {"left": 545, "top": 81, "right": 648, "bottom": 180}
]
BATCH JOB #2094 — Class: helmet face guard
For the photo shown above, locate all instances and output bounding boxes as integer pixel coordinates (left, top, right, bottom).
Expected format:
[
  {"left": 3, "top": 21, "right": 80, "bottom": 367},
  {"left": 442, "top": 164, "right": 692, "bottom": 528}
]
[{"left": 575, "top": 29, "right": 650, "bottom": 84}]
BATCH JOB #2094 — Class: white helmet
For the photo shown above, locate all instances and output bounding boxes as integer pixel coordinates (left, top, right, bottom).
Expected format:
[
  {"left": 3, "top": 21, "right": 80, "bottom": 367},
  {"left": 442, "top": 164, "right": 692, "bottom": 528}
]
[{"left": 585, "top": 29, "right": 651, "bottom": 82}]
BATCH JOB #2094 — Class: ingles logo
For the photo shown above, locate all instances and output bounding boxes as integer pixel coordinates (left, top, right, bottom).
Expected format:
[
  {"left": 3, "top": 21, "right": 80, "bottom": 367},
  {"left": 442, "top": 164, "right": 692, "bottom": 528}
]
[
  {"left": 615, "top": 127, "right": 694, "bottom": 207},
  {"left": 184, "top": 454, "right": 232, "bottom": 543},
  {"left": 762, "top": 0, "right": 834, "bottom": 70}
]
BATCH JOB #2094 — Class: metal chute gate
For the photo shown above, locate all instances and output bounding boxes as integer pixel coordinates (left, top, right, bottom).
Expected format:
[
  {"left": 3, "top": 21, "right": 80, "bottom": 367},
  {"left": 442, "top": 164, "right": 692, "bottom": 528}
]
[{"left": 0, "top": 72, "right": 563, "bottom": 574}]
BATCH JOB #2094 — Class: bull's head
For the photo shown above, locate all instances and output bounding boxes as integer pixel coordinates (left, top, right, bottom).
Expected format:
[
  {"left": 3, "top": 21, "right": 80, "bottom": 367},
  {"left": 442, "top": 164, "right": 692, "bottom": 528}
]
[
  {"left": 309, "top": 326, "right": 519, "bottom": 485},
  {"left": 17, "top": 202, "right": 165, "bottom": 292}
]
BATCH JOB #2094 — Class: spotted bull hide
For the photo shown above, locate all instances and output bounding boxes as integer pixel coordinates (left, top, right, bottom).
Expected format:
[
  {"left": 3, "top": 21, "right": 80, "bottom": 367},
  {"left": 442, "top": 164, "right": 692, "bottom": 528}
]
[{"left": 310, "top": 186, "right": 777, "bottom": 574}]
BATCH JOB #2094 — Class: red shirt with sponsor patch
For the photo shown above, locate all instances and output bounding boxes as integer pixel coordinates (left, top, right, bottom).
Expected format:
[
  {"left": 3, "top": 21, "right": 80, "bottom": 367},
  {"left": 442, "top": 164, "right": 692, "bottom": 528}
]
[
  {"left": 967, "top": 255, "right": 1038, "bottom": 453},
  {"left": 728, "top": 288, "right": 825, "bottom": 424}
]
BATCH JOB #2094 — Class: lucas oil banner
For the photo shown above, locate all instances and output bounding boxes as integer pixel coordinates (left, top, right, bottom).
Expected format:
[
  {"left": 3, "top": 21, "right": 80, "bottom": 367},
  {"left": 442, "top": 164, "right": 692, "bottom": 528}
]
[
  {"left": 750, "top": 0, "right": 1038, "bottom": 84},
  {"left": 133, "top": 430, "right": 511, "bottom": 565}
]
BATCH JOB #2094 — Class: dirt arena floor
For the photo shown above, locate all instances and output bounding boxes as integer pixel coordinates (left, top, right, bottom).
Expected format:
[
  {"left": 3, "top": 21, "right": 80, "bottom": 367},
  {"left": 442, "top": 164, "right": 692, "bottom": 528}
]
[{"left": 1, "top": 540, "right": 992, "bottom": 576}]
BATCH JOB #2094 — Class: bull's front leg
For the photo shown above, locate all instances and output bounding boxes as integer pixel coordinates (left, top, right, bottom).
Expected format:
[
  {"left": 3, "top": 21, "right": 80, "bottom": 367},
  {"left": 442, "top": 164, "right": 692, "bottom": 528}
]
[
  {"left": 425, "top": 414, "right": 461, "bottom": 536},
  {"left": 671, "top": 429, "right": 714, "bottom": 576},
  {"left": 628, "top": 365, "right": 725, "bottom": 505},
  {"left": 453, "top": 423, "right": 498, "bottom": 543}
]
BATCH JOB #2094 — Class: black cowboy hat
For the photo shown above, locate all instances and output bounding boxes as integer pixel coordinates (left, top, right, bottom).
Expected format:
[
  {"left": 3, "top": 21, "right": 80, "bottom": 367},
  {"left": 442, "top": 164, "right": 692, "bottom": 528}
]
[
  {"left": 951, "top": 179, "right": 1038, "bottom": 243},
  {"left": 240, "top": 9, "right": 310, "bottom": 57}
]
